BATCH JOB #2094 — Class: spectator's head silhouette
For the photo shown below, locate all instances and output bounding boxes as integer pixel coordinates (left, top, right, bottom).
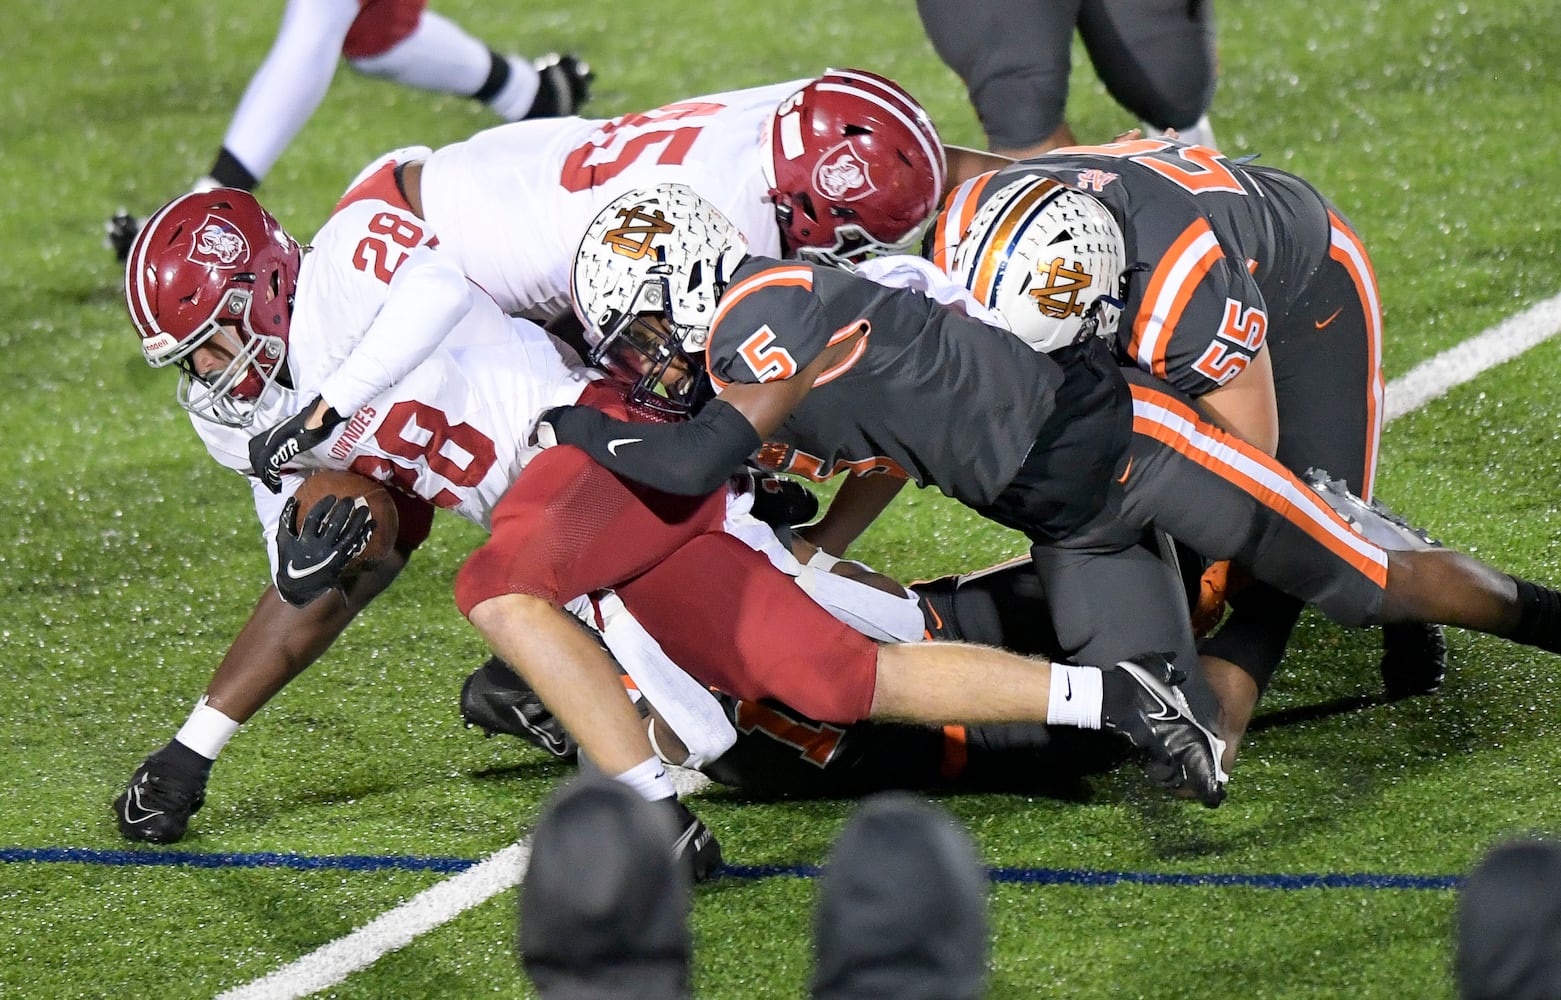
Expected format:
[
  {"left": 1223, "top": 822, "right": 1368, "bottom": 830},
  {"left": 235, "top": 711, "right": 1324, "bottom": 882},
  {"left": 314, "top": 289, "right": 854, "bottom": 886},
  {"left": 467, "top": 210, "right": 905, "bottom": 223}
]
[
  {"left": 1457, "top": 836, "right": 1561, "bottom": 1000},
  {"left": 519, "top": 774, "right": 691, "bottom": 1000},
  {"left": 811, "top": 792, "right": 989, "bottom": 1000}
]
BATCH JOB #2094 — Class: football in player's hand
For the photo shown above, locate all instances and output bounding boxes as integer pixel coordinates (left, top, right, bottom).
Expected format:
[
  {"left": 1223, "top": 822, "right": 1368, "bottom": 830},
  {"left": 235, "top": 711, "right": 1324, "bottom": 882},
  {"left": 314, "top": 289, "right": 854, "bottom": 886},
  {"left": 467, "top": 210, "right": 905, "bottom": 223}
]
[{"left": 290, "top": 469, "right": 399, "bottom": 573}]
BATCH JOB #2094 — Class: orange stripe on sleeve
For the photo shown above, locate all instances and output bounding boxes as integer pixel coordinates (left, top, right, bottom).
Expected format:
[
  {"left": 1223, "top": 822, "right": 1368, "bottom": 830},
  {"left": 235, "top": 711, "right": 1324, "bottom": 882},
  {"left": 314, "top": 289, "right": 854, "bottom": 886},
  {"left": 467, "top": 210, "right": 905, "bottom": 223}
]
[
  {"left": 1128, "top": 219, "right": 1222, "bottom": 378},
  {"left": 711, "top": 265, "right": 813, "bottom": 329},
  {"left": 706, "top": 265, "right": 815, "bottom": 389},
  {"left": 812, "top": 323, "right": 870, "bottom": 386}
]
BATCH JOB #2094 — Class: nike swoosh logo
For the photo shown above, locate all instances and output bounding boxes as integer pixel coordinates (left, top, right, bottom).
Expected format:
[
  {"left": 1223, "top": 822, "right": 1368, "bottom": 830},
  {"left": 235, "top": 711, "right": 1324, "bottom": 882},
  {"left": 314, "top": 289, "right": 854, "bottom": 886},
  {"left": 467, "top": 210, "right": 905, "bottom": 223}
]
[
  {"left": 121, "top": 783, "right": 163, "bottom": 825},
  {"left": 607, "top": 437, "right": 643, "bottom": 456},
  {"left": 671, "top": 820, "right": 711, "bottom": 860},
  {"left": 283, "top": 558, "right": 334, "bottom": 580},
  {"left": 1064, "top": 675, "right": 1073, "bottom": 701},
  {"left": 1116, "top": 457, "right": 1134, "bottom": 484},
  {"left": 1314, "top": 306, "right": 1345, "bottom": 330},
  {"left": 1140, "top": 684, "right": 1182, "bottom": 723},
  {"left": 508, "top": 706, "right": 569, "bottom": 754}
]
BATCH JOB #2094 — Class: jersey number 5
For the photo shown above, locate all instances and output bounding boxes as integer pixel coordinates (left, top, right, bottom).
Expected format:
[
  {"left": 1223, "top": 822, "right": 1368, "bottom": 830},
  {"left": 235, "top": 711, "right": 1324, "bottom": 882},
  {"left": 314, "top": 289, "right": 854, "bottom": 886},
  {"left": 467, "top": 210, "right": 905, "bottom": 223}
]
[{"left": 737, "top": 326, "right": 798, "bottom": 382}]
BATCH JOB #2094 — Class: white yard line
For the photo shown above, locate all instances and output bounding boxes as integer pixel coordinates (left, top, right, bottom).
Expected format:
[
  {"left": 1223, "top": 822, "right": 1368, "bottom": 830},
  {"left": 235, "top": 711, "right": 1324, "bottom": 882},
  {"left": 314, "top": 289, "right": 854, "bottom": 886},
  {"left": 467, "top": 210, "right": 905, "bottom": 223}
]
[
  {"left": 1384, "top": 292, "right": 1561, "bottom": 424},
  {"left": 213, "top": 840, "right": 530, "bottom": 1000},
  {"left": 214, "top": 768, "right": 709, "bottom": 1000},
  {"left": 217, "top": 297, "right": 1561, "bottom": 1000}
]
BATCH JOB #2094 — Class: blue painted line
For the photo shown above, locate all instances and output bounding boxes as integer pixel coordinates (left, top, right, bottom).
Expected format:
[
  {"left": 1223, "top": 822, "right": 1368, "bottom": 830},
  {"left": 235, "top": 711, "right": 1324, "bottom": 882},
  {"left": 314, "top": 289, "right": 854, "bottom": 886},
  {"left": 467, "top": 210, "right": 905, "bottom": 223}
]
[
  {"left": 718, "top": 862, "right": 1462, "bottom": 890},
  {"left": 4, "top": 847, "right": 1465, "bottom": 890}
]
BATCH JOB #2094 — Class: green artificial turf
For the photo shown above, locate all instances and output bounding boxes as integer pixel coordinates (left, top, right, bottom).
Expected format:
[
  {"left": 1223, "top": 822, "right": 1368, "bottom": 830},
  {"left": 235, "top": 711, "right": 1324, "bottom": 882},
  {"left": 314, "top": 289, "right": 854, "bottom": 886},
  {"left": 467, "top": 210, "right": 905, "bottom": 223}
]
[{"left": 4, "top": 0, "right": 1561, "bottom": 996}]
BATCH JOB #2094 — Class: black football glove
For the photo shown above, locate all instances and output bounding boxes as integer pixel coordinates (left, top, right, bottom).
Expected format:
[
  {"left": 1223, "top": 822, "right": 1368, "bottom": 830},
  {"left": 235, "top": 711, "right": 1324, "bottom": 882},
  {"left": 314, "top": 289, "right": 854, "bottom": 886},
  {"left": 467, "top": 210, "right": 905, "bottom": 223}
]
[
  {"left": 530, "top": 404, "right": 597, "bottom": 450},
  {"left": 739, "top": 469, "right": 820, "bottom": 528},
  {"left": 249, "top": 397, "right": 347, "bottom": 494},
  {"left": 274, "top": 495, "right": 375, "bottom": 607}
]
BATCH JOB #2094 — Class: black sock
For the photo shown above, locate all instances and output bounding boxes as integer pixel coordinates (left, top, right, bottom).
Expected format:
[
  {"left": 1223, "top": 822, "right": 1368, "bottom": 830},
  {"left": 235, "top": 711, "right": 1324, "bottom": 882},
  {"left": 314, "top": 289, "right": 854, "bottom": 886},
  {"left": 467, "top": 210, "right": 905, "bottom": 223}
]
[
  {"left": 470, "top": 50, "right": 511, "bottom": 103},
  {"left": 208, "top": 147, "right": 259, "bottom": 191},
  {"left": 1509, "top": 577, "right": 1561, "bottom": 654},
  {"left": 1198, "top": 584, "right": 1304, "bottom": 695},
  {"left": 152, "top": 739, "right": 213, "bottom": 779}
]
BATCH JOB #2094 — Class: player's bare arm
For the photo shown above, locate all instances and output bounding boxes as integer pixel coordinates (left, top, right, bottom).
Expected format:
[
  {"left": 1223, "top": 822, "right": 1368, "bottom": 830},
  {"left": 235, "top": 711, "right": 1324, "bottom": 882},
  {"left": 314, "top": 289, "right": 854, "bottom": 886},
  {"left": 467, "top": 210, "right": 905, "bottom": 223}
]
[
  {"left": 797, "top": 471, "right": 909, "bottom": 557},
  {"left": 1194, "top": 345, "right": 1280, "bottom": 456},
  {"left": 203, "top": 550, "right": 406, "bottom": 722},
  {"left": 944, "top": 144, "right": 1014, "bottom": 192}
]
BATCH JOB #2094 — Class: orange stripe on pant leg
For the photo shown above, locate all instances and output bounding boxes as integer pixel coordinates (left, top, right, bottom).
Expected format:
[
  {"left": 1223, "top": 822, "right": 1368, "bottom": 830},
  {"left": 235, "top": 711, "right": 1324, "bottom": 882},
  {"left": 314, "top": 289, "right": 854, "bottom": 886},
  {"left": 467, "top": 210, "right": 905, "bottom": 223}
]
[
  {"left": 940, "top": 725, "right": 969, "bottom": 781},
  {"left": 1128, "top": 383, "right": 1389, "bottom": 587},
  {"left": 1327, "top": 209, "right": 1385, "bottom": 500}
]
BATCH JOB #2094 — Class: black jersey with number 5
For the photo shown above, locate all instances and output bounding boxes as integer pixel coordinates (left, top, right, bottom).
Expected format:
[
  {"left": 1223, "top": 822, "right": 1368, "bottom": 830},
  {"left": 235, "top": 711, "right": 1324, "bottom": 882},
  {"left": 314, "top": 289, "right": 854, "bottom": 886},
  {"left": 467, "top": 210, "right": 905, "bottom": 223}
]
[{"left": 704, "top": 256, "right": 1076, "bottom": 507}]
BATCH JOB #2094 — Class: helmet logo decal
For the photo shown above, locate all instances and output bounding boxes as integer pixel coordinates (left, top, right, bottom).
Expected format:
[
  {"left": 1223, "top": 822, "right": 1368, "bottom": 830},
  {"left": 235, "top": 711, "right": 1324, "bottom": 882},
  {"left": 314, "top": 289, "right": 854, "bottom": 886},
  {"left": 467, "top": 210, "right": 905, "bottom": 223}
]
[
  {"left": 1028, "top": 259, "right": 1094, "bottom": 320},
  {"left": 812, "top": 141, "right": 877, "bottom": 203},
  {"left": 189, "top": 216, "right": 249, "bottom": 269},
  {"left": 602, "top": 205, "right": 676, "bottom": 260}
]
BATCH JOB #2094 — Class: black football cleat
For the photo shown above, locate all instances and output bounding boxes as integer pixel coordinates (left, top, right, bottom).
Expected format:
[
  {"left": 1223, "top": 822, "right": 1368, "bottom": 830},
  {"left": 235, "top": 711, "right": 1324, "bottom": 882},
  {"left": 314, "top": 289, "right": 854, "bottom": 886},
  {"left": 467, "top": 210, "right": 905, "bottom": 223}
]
[
  {"left": 519, "top": 775, "right": 693, "bottom": 1000},
  {"left": 113, "top": 744, "right": 210, "bottom": 844},
  {"left": 657, "top": 795, "right": 723, "bottom": 883},
  {"left": 460, "top": 656, "right": 579, "bottom": 761},
  {"left": 1101, "top": 653, "right": 1229, "bottom": 807},
  {"left": 1380, "top": 622, "right": 1448, "bottom": 699},
  {"left": 105, "top": 211, "right": 144, "bottom": 263},
  {"left": 526, "top": 53, "right": 593, "bottom": 119}
]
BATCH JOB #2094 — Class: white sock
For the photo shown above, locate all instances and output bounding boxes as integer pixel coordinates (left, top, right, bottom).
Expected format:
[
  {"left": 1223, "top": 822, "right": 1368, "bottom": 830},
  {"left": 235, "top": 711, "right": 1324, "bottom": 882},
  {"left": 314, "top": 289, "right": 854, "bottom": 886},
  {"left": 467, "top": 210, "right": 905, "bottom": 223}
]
[
  {"left": 1142, "top": 113, "right": 1217, "bottom": 150},
  {"left": 173, "top": 696, "right": 241, "bottom": 760},
  {"left": 348, "top": 11, "right": 498, "bottom": 97},
  {"left": 613, "top": 755, "right": 677, "bottom": 802},
  {"left": 1045, "top": 664, "right": 1104, "bottom": 730}
]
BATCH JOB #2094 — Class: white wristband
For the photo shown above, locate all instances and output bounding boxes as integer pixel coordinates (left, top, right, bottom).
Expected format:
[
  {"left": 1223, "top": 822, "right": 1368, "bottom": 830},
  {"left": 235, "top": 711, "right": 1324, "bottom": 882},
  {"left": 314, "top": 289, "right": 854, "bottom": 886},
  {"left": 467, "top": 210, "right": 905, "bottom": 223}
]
[{"left": 806, "top": 547, "right": 842, "bottom": 573}]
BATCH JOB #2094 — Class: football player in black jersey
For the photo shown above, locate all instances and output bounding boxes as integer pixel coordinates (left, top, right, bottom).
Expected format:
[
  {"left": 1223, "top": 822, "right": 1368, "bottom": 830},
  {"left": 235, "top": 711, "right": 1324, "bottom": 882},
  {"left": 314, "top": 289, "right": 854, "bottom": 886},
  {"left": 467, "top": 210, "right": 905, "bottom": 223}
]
[
  {"left": 928, "top": 140, "right": 1448, "bottom": 763},
  {"left": 543, "top": 182, "right": 1561, "bottom": 780}
]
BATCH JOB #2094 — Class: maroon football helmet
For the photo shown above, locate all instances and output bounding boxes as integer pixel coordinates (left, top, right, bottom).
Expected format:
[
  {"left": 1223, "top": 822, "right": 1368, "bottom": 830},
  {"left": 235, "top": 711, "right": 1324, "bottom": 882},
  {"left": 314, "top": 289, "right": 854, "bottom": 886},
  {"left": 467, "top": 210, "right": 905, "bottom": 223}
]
[
  {"left": 763, "top": 68, "right": 947, "bottom": 266},
  {"left": 123, "top": 188, "right": 301, "bottom": 427}
]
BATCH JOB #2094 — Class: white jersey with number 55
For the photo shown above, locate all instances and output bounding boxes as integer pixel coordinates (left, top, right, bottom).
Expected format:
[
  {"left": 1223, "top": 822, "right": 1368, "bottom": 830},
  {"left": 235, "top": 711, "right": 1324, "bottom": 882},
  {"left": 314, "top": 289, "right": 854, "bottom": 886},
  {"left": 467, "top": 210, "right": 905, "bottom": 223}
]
[{"left": 417, "top": 80, "right": 803, "bottom": 319}]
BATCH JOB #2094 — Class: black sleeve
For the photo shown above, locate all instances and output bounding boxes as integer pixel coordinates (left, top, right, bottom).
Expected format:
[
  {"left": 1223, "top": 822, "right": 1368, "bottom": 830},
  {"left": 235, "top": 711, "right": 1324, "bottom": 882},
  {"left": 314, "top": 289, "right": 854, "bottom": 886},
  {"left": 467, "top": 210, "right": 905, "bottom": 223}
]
[{"left": 545, "top": 399, "right": 762, "bottom": 496}]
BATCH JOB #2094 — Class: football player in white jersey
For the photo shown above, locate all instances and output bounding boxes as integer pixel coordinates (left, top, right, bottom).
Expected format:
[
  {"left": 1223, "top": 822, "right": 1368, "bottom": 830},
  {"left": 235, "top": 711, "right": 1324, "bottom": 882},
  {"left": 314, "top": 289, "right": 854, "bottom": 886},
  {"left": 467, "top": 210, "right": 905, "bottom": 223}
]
[
  {"left": 342, "top": 67, "right": 1002, "bottom": 323},
  {"left": 118, "top": 176, "right": 917, "bottom": 871},
  {"left": 116, "top": 179, "right": 1233, "bottom": 863}
]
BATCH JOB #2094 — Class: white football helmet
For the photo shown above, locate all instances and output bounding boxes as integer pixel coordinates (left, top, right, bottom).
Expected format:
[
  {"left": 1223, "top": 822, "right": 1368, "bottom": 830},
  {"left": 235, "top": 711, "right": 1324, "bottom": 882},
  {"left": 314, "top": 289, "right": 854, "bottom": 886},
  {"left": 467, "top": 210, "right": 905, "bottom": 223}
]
[
  {"left": 947, "top": 175, "right": 1126, "bottom": 354},
  {"left": 572, "top": 183, "right": 749, "bottom": 414}
]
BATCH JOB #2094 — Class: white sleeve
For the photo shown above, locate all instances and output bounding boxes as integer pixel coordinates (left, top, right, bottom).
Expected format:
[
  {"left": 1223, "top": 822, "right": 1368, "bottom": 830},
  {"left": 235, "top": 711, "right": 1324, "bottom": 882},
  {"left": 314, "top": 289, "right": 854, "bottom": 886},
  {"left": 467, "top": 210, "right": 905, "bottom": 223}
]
[
  {"left": 720, "top": 491, "right": 926, "bottom": 643},
  {"left": 221, "top": 0, "right": 361, "bottom": 180},
  {"left": 317, "top": 245, "right": 474, "bottom": 415},
  {"left": 253, "top": 471, "right": 308, "bottom": 580},
  {"left": 852, "top": 254, "right": 1011, "bottom": 329},
  {"left": 593, "top": 593, "right": 738, "bottom": 769}
]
